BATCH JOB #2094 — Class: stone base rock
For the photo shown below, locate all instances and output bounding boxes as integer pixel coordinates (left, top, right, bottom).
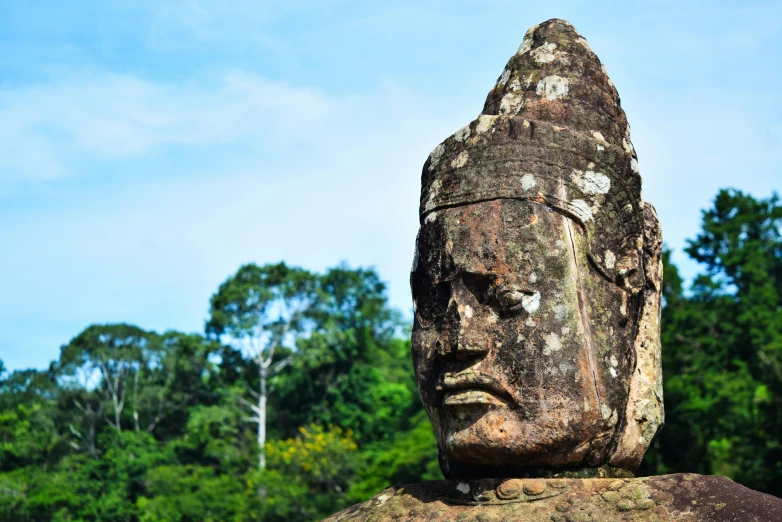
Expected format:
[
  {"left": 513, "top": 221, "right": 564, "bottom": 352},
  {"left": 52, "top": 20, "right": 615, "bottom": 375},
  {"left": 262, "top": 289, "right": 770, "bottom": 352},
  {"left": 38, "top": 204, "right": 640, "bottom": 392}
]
[{"left": 324, "top": 474, "right": 782, "bottom": 521}]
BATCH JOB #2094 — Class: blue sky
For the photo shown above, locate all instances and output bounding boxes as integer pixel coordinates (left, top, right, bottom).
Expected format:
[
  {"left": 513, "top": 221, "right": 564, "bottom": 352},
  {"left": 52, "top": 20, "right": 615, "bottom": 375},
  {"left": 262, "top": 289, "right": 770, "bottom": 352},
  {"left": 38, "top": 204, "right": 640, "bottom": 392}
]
[{"left": 1, "top": 1, "right": 780, "bottom": 371}]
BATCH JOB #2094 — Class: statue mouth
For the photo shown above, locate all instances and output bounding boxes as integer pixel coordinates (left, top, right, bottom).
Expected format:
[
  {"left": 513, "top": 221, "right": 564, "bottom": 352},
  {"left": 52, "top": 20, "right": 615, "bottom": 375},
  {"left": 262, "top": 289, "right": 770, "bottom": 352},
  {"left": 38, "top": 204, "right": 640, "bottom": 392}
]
[{"left": 440, "top": 371, "right": 512, "bottom": 407}]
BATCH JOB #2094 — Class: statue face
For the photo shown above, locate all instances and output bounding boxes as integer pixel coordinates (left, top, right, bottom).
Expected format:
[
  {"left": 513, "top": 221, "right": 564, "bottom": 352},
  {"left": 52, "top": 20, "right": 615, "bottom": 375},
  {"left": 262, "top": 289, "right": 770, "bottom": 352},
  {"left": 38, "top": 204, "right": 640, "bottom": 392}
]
[
  {"left": 410, "top": 19, "right": 664, "bottom": 476},
  {"left": 411, "top": 197, "right": 642, "bottom": 476}
]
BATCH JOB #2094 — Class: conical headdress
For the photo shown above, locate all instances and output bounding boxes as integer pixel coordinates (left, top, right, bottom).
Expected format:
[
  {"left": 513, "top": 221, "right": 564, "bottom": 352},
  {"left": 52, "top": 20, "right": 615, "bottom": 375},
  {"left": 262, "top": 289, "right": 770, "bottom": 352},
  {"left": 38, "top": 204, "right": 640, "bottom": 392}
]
[{"left": 421, "top": 18, "right": 646, "bottom": 299}]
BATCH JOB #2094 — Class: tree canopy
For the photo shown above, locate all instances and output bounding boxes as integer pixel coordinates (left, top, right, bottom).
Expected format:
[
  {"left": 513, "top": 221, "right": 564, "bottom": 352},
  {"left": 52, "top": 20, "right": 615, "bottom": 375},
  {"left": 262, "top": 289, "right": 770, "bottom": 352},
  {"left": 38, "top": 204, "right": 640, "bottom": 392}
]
[{"left": 0, "top": 263, "right": 438, "bottom": 521}]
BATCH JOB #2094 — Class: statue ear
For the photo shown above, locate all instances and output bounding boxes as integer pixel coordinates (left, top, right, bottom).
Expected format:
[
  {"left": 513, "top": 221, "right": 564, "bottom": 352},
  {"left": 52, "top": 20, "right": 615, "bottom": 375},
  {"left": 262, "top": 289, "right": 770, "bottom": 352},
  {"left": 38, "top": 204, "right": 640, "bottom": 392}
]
[{"left": 610, "top": 202, "right": 664, "bottom": 470}]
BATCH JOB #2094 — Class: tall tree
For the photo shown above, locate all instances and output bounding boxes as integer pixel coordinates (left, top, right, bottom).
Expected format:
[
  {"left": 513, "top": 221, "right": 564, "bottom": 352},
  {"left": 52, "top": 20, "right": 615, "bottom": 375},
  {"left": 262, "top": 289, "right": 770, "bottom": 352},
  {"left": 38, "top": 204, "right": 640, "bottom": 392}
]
[
  {"left": 58, "top": 324, "right": 163, "bottom": 437},
  {"left": 268, "top": 265, "right": 418, "bottom": 445},
  {"left": 206, "top": 262, "right": 319, "bottom": 470}
]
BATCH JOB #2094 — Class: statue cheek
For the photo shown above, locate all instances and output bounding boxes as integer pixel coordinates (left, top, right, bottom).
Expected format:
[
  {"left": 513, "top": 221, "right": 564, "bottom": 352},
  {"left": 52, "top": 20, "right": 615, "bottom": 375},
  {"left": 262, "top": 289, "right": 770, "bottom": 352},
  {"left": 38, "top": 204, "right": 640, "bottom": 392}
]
[{"left": 411, "top": 328, "right": 438, "bottom": 378}]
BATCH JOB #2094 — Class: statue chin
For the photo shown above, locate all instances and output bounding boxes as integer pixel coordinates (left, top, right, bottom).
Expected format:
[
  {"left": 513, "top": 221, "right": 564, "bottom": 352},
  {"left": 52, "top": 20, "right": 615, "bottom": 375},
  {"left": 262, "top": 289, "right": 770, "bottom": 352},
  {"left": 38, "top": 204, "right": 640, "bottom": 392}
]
[
  {"left": 438, "top": 403, "right": 614, "bottom": 475},
  {"left": 443, "top": 411, "right": 545, "bottom": 469}
]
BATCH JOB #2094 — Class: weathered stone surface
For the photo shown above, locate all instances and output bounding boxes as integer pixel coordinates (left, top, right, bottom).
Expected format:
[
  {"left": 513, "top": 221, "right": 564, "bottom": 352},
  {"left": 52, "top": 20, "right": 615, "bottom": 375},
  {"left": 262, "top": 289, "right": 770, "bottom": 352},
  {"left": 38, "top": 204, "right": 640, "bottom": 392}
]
[
  {"left": 324, "top": 475, "right": 782, "bottom": 521},
  {"left": 410, "top": 17, "right": 661, "bottom": 477}
]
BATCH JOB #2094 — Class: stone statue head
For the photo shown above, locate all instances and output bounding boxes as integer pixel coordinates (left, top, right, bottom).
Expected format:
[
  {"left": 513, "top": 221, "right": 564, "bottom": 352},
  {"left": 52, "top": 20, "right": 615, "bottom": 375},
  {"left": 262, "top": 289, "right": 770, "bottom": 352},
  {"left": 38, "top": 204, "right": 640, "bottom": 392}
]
[{"left": 410, "top": 19, "right": 663, "bottom": 479}]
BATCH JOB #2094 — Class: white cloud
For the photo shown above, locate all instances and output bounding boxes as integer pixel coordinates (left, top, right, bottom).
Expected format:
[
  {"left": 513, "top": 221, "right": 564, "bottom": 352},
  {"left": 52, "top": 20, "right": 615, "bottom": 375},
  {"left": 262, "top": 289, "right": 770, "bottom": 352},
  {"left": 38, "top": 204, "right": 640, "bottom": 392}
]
[{"left": 0, "top": 70, "right": 333, "bottom": 182}]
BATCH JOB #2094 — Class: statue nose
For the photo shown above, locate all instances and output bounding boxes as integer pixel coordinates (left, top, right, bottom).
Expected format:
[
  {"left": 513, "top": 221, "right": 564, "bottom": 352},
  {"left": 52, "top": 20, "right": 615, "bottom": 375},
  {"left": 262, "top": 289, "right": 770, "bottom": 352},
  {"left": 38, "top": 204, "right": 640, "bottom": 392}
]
[{"left": 437, "top": 291, "right": 490, "bottom": 357}]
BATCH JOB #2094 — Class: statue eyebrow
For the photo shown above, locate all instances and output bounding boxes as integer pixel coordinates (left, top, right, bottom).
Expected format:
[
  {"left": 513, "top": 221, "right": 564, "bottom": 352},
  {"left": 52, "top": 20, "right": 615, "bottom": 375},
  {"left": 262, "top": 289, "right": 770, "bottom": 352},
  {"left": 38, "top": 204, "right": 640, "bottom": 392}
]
[
  {"left": 538, "top": 197, "right": 589, "bottom": 231},
  {"left": 420, "top": 196, "right": 588, "bottom": 230}
]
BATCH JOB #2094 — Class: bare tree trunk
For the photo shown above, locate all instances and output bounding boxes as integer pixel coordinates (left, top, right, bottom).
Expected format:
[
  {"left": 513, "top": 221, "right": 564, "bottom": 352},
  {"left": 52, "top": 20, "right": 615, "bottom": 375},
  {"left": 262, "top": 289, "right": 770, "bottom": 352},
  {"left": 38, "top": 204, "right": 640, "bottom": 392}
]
[
  {"left": 88, "top": 424, "right": 95, "bottom": 455},
  {"left": 71, "top": 399, "right": 102, "bottom": 456},
  {"left": 258, "top": 362, "right": 267, "bottom": 470},
  {"left": 89, "top": 405, "right": 100, "bottom": 456},
  {"left": 242, "top": 317, "right": 296, "bottom": 471},
  {"left": 133, "top": 368, "right": 140, "bottom": 432},
  {"left": 100, "top": 361, "right": 124, "bottom": 432}
]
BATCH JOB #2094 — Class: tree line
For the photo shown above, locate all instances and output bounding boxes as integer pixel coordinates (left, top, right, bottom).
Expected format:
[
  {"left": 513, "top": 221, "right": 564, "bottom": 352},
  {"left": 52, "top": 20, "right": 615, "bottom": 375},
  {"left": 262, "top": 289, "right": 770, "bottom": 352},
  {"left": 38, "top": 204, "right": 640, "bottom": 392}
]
[{"left": 1, "top": 188, "right": 780, "bottom": 520}]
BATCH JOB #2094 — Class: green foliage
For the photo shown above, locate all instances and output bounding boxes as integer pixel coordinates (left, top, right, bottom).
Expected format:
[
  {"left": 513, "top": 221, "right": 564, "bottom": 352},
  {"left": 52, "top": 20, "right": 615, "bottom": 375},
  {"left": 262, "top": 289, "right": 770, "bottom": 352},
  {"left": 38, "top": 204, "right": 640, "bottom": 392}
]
[
  {"left": 0, "top": 263, "right": 436, "bottom": 521},
  {"left": 259, "top": 425, "right": 359, "bottom": 520},
  {"left": 641, "top": 189, "right": 782, "bottom": 495},
  {"left": 348, "top": 410, "right": 440, "bottom": 502},
  {"left": 137, "top": 465, "right": 249, "bottom": 522},
  {"left": 206, "top": 262, "right": 319, "bottom": 343},
  {"left": 266, "top": 425, "right": 357, "bottom": 484}
]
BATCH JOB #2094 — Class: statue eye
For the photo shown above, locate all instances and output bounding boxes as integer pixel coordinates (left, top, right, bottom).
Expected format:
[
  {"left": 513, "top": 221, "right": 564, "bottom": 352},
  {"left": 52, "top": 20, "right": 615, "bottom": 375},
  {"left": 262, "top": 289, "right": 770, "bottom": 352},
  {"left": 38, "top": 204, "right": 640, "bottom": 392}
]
[
  {"left": 497, "top": 289, "right": 526, "bottom": 311},
  {"left": 415, "top": 280, "right": 451, "bottom": 328},
  {"left": 494, "top": 285, "right": 540, "bottom": 314},
  {"left": 462, "top": 273, "right": 495, "bottom": 304}
]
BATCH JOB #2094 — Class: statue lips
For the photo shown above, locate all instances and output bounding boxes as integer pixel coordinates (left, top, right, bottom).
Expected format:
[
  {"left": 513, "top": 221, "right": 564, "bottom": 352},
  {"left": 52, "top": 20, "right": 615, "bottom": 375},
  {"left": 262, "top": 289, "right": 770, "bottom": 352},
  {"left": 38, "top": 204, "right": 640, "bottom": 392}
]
[{"left": 439, "top": 371, "right": 513, "bottom": 407}]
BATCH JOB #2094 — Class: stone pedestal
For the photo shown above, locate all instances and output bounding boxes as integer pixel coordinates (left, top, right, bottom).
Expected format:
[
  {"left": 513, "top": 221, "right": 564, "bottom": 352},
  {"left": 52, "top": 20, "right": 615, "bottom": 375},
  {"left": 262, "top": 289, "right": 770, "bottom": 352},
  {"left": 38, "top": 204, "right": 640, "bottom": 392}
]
[{"left": 325, "top": 475, "right": 782, "bottom": 521}]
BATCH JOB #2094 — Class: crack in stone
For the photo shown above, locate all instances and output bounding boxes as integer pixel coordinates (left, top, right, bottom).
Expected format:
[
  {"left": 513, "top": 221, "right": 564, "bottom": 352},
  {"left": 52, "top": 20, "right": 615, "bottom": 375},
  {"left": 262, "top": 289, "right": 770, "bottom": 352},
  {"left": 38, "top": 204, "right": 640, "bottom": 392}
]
[{"left": 559, "top": 177, "right": 603, "bottom": 411}]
